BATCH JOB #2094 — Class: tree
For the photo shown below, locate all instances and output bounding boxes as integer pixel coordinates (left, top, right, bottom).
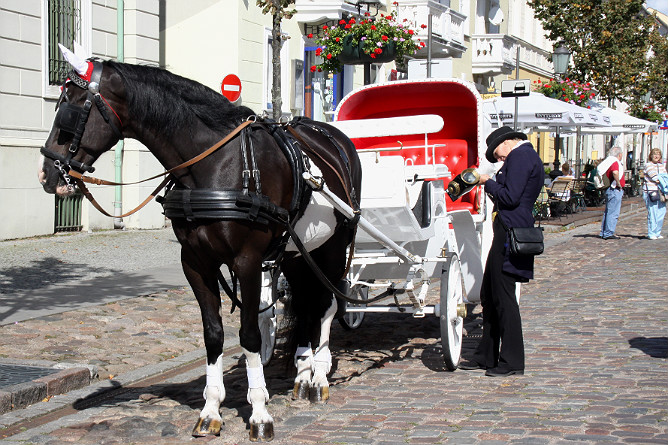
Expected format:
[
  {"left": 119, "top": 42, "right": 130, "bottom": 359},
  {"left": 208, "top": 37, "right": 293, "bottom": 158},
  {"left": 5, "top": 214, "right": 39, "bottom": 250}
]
[
  {"left": 257, "top": 0, "right": 296, "bottom": 120},
  {"left": 528, "top": 0, "right": 654, "bottom": 106}
]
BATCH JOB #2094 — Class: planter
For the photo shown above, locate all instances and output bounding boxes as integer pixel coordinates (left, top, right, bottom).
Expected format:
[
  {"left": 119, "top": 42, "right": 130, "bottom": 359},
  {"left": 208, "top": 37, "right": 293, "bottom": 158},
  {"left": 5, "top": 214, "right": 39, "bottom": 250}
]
[{"left": 338, "top": 34, "right": 396, "bottom": 65}]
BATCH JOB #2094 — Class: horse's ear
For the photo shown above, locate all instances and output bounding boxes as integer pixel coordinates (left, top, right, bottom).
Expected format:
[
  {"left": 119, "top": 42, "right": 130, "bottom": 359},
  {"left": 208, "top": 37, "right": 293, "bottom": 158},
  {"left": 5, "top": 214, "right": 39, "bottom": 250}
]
[{"left": 58, "top": 43, "right": 91, "bottom": 77}]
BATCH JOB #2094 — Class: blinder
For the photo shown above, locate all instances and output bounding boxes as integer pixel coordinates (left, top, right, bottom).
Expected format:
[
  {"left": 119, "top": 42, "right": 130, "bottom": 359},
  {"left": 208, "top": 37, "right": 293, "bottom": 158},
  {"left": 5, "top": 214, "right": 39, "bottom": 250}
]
[{"left": 55, "top": 102, "right": 86, "bottom": 143}]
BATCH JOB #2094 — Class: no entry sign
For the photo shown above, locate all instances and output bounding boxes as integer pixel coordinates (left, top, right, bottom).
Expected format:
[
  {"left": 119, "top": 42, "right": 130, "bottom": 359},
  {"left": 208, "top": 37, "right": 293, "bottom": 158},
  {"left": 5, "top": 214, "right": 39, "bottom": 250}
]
[{"left": 221, "top": 74, "right": 242, "bottom": 102}]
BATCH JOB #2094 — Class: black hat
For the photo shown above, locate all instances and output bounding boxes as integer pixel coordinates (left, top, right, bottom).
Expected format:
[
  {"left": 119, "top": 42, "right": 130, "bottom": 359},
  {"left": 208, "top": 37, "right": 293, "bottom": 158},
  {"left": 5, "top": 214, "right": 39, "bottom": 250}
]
[{"left": 485, "top": 126, "right": 527, "bottom": 163}]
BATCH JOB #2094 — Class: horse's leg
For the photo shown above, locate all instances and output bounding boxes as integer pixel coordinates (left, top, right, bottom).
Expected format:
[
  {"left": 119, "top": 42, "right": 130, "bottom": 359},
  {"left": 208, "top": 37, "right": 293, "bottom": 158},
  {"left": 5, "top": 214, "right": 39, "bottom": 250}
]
[
  {"left": 237, "top": 257, "right": 274, "bottom": 442},
  {"left": 310, "top": 294, "right": 336, "bottom": 402},
  {"left": 180, "top": 255, "right": 226, "bottom": 437}
]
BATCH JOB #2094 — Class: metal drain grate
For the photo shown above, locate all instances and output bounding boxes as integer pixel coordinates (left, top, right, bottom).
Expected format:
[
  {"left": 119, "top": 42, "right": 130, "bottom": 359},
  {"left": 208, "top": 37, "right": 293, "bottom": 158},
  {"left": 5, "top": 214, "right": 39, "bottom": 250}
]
[{"left": 0, "top": 364, "right": 59, "bottom": 389}]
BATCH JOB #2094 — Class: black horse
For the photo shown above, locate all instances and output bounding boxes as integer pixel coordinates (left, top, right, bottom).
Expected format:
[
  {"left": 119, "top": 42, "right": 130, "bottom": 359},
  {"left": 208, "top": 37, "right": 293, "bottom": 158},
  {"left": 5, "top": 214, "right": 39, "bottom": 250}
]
[{"left": 38, "top": 50, "right": 361, "bottom": 441}]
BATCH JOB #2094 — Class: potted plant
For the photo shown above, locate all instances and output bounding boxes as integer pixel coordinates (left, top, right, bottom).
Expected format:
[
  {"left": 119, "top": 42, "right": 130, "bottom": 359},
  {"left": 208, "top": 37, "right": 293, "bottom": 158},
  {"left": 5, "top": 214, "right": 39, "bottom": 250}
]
[
  {"left": 533, "top": 78, "right": 596, "bottom": 108},
  {"left": 310, "top": 8, "right": 424, "bottom": 74},
  {"left": 628, "top": 102, "right": 666, "bottom": 123}
]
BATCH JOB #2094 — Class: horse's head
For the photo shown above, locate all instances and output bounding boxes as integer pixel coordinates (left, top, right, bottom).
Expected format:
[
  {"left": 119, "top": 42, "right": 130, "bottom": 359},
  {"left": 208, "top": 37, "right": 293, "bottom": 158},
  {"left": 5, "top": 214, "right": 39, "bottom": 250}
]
[{"left": 39, "top": 45, "right": 127, "bottom": 195}]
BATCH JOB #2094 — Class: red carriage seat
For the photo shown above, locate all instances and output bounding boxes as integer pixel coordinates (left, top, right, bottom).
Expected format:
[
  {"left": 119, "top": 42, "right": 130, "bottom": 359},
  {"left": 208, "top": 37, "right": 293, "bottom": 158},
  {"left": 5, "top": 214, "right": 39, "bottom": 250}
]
[{"left": 335, "top": 79, "right": 482, "bottom": 214}]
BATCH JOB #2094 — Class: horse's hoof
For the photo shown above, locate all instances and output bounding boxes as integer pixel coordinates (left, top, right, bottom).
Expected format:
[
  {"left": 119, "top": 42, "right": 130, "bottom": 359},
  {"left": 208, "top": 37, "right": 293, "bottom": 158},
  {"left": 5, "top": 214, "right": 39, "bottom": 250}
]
[
  {"left": 249, "top": 421, "right": 274, "bottom": 442},
  {"left": 292, "top": 382, "right": 310, "bottom": 400},
  {"left": 192, "top": 417, "right": 222, "bottom": 437},
  {"left": 309, "top": 385, "right": 329, "bottom": 403}
]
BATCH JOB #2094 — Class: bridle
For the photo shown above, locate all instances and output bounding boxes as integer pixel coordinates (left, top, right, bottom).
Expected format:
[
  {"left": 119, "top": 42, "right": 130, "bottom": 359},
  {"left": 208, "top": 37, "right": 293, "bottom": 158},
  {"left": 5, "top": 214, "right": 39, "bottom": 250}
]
[{"left": 41, "top": 61, "right": 124, "bottom": 190}]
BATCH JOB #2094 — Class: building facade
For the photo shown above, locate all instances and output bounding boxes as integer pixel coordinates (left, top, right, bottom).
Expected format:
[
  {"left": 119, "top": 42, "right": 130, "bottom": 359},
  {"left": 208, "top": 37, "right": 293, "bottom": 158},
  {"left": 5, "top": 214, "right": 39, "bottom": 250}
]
[{"left": 1, "top": 0, "right": 557, "bottom": 240}]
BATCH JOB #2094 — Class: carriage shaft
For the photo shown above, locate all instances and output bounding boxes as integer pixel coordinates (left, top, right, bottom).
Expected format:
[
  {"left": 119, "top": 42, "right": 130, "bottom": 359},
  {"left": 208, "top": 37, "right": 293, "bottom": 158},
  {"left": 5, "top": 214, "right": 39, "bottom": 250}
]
[{"left": 303, "top": 172, "right": 422, "bottom": 265}]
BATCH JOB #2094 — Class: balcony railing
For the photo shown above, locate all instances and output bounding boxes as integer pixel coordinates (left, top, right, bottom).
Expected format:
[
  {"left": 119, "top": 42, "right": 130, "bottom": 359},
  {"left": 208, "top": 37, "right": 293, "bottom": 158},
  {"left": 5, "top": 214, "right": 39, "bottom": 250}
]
[
  {"left": 471, "top": 34, "right": 517, "bottom": 75},
  {"left": 396, "top": 0, "right": 466, "bottom": 57}
]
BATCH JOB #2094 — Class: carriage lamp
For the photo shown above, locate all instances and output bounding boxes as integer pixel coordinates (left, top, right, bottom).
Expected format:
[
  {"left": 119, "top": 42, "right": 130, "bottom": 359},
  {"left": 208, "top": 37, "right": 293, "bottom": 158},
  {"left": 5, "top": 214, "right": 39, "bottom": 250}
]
[{"left": 446, "top": 168, "right": 480, "bottom": 201}]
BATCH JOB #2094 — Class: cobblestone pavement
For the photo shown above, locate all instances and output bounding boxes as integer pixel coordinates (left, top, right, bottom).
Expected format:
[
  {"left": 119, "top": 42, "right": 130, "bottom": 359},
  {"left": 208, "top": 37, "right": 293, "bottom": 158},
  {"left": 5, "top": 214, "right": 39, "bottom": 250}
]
[{"left": 1, "top": 210, "right": 667, "bottom": 444}]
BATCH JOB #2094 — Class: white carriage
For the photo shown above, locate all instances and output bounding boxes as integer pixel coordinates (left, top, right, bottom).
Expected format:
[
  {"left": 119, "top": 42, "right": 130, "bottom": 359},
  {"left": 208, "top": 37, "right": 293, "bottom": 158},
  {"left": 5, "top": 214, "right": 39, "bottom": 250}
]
[{"left": 260, "top": 78, "right": 494, "bottom": 369}]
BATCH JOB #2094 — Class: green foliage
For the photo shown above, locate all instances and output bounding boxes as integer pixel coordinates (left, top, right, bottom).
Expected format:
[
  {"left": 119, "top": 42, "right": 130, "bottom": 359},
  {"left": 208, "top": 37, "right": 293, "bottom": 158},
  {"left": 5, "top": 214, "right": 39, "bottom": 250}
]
[
  {"left": 256, "top": 0, "right": 296, "bottom": 19},
  {"left": 311, "top": 10, "right": 423, "bottom": 74},
  {"left": 528, "top": 0, "right": 654, "bottom": 104},
  {"left": 628, "top": 102, "right": 666, "bottom": 122},
  {"left": 534, "top": 78, "right": 596, "bottom": 108}
]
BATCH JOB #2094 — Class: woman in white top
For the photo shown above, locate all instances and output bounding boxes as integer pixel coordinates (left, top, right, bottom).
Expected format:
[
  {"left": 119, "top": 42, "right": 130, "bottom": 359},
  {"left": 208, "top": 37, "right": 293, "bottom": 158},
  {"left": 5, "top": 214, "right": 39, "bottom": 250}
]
[{"left": 643, "top": 148, "right": 667, "bottom": 240}]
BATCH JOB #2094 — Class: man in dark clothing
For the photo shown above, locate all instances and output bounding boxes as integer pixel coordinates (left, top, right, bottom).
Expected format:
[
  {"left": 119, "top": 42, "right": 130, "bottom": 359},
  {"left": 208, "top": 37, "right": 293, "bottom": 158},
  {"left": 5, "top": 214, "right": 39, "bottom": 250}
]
[{"left": 460, "top": 126, "right": 544, "bottom": 377}]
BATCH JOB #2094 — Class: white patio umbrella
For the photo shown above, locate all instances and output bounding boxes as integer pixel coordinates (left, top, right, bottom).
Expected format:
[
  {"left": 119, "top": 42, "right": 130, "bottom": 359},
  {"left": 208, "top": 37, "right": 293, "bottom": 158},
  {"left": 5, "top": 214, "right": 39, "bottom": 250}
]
[
  {"left": 579, "top": 101, "right": 658, "bottom": 134},
  {"left": 483, "top": 92, "right": 608, "bottom": 130},
  {"left": 483, "top": 93, "right": 610, "bottom": 174}
]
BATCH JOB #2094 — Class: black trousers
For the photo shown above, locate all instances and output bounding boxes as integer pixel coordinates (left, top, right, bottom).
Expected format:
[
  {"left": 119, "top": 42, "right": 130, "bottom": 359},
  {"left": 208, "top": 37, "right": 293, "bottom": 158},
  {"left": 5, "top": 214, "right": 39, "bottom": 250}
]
[{"left": 472, "top": 218, "right": 525, "bottom": 371}]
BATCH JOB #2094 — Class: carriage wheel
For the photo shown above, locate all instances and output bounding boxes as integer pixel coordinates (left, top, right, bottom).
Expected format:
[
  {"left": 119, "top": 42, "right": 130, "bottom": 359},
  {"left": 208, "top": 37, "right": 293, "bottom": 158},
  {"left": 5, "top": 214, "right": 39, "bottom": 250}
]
[
  {"left": 440, "top": 254, "right": 465, "bottom": 371},
  {"left": 259, "top": 272, "right": 288, "bottom": 366},
  {"left": 259, "top": 307, "right": 276, "bottom": 366},
  {"left": 338, "top": 286, "right": 368, "bottom": 330}
]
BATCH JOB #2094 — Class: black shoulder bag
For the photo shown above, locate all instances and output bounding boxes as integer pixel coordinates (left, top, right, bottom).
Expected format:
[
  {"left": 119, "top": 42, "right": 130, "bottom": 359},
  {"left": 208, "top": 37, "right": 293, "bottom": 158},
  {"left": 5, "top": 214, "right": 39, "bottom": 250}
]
[{"left": 498, "top": 214, "right": 544, "bottom": 256}]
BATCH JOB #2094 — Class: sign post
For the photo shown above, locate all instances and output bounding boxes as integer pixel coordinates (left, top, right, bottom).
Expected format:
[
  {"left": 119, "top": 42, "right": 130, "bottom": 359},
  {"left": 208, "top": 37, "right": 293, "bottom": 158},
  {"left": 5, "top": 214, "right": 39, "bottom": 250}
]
[
  {"left": 221, "top": 74, "right": 242, "bottom": 102},
  {"left": 501, "top": 79, "right": 530, "bottom": 131}
]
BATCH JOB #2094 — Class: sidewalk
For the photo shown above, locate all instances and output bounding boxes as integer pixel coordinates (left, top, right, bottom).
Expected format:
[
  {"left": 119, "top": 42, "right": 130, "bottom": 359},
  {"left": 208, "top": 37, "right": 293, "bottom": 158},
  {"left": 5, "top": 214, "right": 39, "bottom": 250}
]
[
  {"left": 541, "top": 195, "right": 643, "bottom": 232},
  {"left": 1, "top": 204, "right": 665, "bottom": 444}
]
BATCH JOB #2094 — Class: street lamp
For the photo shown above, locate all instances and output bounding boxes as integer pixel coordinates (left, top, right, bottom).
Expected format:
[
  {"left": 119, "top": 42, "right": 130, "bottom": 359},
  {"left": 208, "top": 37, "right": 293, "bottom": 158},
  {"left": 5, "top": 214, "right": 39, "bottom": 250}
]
[
  {"left": 550, "top": 43, "right": 572, "bottom": 172},
  {"left": 552, "top": 43, "right": 571, "bottom": 77}
]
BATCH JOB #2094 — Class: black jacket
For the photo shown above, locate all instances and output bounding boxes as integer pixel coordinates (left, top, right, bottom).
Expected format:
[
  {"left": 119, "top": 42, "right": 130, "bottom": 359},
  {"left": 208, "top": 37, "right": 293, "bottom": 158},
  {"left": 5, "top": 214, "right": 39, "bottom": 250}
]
[{"left": 484, "top": 141, "right": 544, "bottom": 280}]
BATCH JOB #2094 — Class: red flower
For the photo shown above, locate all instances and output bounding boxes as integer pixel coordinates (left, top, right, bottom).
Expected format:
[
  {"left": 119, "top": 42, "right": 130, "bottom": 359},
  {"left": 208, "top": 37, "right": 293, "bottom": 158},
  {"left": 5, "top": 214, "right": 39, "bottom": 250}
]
[
  {"left": 349, "top": 18, "right": 356, "bottom": 24},
  {"left": 345, "top": 24, "right": 351, "bottom": 29},
  {"left": 381, "top": 35, "right": 388, "bottom": 41},
  {"left": 335, "top": 37, "right": 340, "bottom": 42},
  {"left": 310, "top": 65, "right": 317, "bottom": 72},
  {"left": 370, "top": 53, "right": 376, "bottom": 58},
  {"left": 307, "top": 33, "right": 313, "bottom": 39},
  {"left": 327, "top": 53, "right": 332, "bottom": 59},
  {"left": 420, "top": 41, "right": 426, "bottom": 47},
  {"left": 408, "top": 29, "right": 414, "bottom": 35},
  {"left": 370, "top": 25, "right": 376, "bottom": 30},
  {"left": 421, "top": 24, "right": 427, "bottom": 29},
  {"left": 322, "top": 25, "right": 328, "bottom": 30},
  {"left": 365, "top": 12, "right": 370, "bottom": 17},
  {"left": 339, "top": 19, "right": 346, "bottom": 24},
  {"left": 375, "top": 48, "right": 383, "bottom": 54},
  {"left": 315, "top": 48, "right": 322, "bottom": 56}
]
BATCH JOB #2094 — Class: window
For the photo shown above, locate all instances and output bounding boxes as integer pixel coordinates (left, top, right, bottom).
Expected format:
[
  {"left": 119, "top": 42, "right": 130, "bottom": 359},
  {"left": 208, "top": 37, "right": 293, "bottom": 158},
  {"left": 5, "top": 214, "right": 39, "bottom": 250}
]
[
  {"left": 43, "top": 0, "right": 91, "bottom": 97},
  {"left": 263, "top": 28, "right": 289, "bottom": 113}
]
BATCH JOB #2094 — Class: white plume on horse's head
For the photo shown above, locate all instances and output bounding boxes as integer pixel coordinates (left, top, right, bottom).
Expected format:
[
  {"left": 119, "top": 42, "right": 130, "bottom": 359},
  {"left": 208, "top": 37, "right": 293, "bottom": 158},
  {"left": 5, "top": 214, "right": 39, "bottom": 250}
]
[{"left": 58, "top": 43, "right": 89, "bottom": 76}]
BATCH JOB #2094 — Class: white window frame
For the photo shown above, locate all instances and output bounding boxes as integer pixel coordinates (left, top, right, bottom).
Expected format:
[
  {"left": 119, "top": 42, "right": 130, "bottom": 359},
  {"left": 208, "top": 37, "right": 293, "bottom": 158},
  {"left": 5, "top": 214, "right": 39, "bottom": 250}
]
[
  {"left": 263, "top": 27, "right": 290, "bottom": 114},
  {"left": 42, "top": 0, "right": 92, "bottom": 99}
]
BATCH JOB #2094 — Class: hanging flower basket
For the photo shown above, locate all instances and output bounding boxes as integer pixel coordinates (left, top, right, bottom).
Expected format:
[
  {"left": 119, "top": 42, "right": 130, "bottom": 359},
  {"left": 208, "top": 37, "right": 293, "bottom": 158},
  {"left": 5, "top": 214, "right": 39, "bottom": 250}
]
[
  {"left": 310, "top": 9, "right": 424, "bottom": 74},
  {"left": 339, "top": 34, "right": 396, "bottom": 65}
]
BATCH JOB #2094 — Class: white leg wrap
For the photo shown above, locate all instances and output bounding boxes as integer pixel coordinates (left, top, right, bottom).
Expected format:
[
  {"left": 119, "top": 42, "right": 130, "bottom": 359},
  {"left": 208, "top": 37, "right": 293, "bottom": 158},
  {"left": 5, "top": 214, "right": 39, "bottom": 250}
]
[
  {"left": 246, "top": 364, "right": 269, "bottom": 404},
  {"left": 313, "top": 346, "right": 332, "bottom": 375},
  {"left": 243, "top": 349, "right": 273, "bottom": 425},
  {"left": 201, "top": 354, "right": 225, "bottom": 420},
  {"left": 294, "top": 345, "right": 314, "bottom": 383}
]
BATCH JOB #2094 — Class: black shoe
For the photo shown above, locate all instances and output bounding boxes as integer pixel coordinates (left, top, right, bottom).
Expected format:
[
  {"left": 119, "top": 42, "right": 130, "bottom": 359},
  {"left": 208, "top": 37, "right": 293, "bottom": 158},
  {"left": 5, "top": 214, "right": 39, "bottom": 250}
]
[
  {"left": 485, "top": 367, "right": 524, "bottom": 377},
  {"left": 602, "top": 235, "right": 620, "bottom": 240},
  {"left": 458, "top": 360, "right": 485, "bottom": 370}
]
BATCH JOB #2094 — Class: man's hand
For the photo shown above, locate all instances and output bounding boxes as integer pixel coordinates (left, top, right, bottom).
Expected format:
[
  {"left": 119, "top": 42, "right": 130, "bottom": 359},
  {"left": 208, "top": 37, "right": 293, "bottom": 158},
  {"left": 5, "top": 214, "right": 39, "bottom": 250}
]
[{"left": 479, "top": 174, "right": 491, "bottom": 184}]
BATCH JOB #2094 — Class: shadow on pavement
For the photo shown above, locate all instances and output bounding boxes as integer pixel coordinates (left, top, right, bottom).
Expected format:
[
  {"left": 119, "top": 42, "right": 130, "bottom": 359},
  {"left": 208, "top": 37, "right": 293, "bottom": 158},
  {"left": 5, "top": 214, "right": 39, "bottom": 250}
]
[{"left": 628, "top": 337, "right": 668, "bottom": 358}]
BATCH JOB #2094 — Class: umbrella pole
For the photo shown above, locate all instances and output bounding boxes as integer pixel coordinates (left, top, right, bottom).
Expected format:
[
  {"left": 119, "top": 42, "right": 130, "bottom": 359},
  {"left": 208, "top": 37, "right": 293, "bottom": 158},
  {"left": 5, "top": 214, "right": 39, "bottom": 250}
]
[
  {"left": 553, "top": 127, "right": 561, "bottom": 171},
  {"left": 575, "top": 127, "right": 582, "bottom": 176}
]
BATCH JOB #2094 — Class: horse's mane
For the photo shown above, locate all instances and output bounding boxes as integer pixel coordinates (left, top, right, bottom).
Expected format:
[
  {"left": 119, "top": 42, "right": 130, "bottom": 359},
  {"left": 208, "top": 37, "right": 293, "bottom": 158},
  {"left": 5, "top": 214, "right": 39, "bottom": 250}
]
[{"left": 106, "top": 61, "right": 255, "bottom": 138}]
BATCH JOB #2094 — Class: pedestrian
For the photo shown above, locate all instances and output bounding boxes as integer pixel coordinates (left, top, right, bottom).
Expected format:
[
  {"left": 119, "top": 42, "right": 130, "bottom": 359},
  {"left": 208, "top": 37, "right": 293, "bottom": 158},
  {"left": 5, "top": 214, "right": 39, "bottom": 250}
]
[
  {"left": 459, "top": 126, "right": 544, "bottom": 377},
  {"left": 643, "top": 148, "right": 667, "bottom": 240},
  {"left": 599, "top": 146, "right": 625, "bottom": 240}
]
